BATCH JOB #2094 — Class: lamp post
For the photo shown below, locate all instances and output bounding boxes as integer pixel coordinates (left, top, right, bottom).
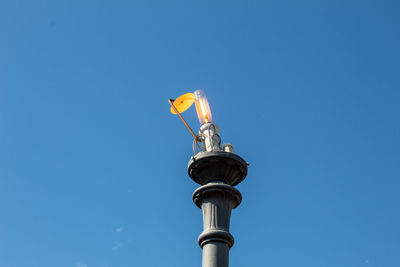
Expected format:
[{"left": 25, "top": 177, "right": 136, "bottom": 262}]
[{"left": 169, "top": 90, "right": 248, "bottom": 267}]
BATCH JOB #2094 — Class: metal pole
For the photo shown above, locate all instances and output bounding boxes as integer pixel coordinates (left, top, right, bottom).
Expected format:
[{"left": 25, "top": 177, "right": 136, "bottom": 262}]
[
  {"left": 188, "top": 151, "right": 248, "bottom": 267},
  {"left": 193, "top": 182, "right": 242, "bottom": 267}
]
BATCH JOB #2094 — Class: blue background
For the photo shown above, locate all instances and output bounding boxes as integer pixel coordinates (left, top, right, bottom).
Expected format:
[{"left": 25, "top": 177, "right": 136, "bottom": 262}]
[{"left": 1, "top": 1, "right": 399, "bottom": 267}]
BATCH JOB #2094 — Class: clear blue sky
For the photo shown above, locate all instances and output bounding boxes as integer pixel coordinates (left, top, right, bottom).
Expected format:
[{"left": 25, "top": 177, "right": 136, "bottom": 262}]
[{"left": 1, "top": 1, "right": 399, "bottom": 267}]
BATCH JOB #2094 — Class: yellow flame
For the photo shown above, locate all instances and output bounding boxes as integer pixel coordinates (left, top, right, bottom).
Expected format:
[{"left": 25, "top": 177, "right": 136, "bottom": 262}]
[{"left": 199, "top": 99, "right": 208, "bottom": 123}]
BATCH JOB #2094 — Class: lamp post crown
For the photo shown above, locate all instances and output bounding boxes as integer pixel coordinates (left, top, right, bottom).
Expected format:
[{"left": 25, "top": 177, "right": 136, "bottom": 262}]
[{"left": 188, "top": 151, "right": 248, "bottom": 186}]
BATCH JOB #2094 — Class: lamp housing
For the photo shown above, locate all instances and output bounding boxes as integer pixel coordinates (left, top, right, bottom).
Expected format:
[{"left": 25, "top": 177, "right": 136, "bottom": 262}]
[{"left": 194, "top": 90, "right": 213, "bottom": 125}]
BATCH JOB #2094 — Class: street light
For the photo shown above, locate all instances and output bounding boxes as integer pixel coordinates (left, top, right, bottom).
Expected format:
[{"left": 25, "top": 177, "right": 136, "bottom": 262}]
[
  {"left": 169, "top": 90, "right": 248, "bottom": 267},
  {"left": 194, "top": 89, "right": 213, "bottom": 125}
]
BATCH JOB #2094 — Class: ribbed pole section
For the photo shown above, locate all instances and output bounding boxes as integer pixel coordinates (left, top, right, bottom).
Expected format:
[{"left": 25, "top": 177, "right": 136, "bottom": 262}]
[
  {"left": 193, "top": 182, "right": 242, "bottom": 267},
  {"left": 188, "top": 151, "right": 248, "bottom": 267}
]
